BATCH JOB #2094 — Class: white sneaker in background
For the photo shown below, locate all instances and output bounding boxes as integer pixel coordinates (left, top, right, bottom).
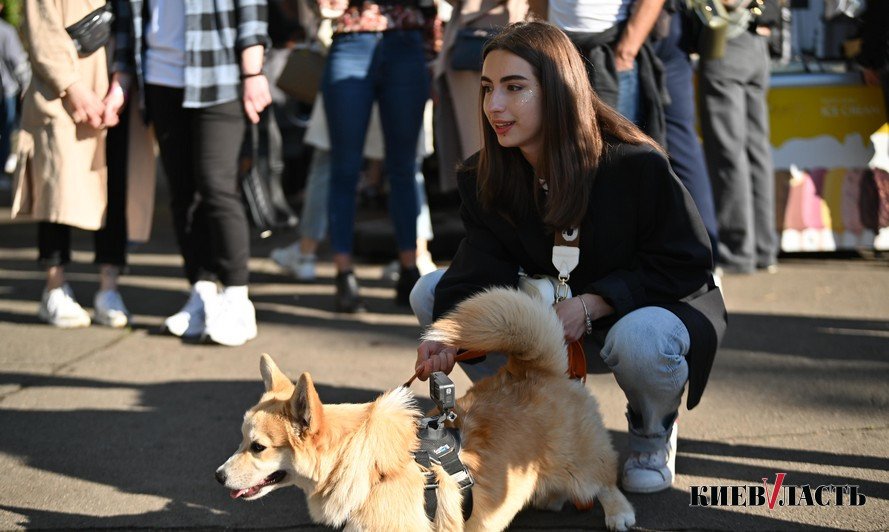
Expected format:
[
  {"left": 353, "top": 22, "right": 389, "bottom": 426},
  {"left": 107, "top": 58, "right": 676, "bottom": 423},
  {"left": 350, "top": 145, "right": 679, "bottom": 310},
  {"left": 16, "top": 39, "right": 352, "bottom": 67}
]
[
  {"left": 4, "top": 153, "right": 17, "bottom": 174},
  {"left": 622, "top": 423, "right": 678, "bottom": 494},
  {"left": 164, "top": 280, "right": 218, "bottom": 337},
  {"left": 38, "top": 284, "right": 91, "bottom": 328},
  {"left": 93, "top": 289, "right": 130, "bottom": 328},
  {"left": 205, "top": 286, "right": 257, "bottom": 347},
  {"left": 270, "top": 244, "right": 316, "bottom": 281}
]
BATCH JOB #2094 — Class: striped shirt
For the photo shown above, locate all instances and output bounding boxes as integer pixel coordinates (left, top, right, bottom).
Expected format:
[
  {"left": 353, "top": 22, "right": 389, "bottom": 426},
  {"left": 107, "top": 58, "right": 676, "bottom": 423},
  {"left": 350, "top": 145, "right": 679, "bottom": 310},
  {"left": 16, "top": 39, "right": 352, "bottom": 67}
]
[{"left": 113, "top": 0, "right": 269, "bottom": 108}]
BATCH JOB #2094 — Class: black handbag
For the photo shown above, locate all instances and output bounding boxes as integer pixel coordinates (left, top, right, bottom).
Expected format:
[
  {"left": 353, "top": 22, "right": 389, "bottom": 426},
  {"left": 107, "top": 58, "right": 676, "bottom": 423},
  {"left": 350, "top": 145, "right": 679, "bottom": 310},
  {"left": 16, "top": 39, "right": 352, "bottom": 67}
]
[
  {"left": 66, "top": 2, "right": 114, "bottom": 58},
  {"left": 450, "top": 27, "right": 499, "bottom": 71},
  {"left": 240, "top": 118, "right": 299, "bottom": 238},
  {"left": 240, "top": 122, "right": 279, "bottom": 239}
]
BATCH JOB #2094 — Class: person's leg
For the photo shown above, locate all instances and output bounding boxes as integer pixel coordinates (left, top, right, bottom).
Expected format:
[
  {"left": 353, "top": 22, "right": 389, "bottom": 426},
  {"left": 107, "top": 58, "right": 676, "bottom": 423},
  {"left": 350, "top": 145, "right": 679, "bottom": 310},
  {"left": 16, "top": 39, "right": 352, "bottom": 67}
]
[
  {"left": 195, "top": 99, "right": 256, "bottom": 347},
  {"left": 145, "top": 84, "right": 213, "bottom": 285},
  {"left": 93, "top": 110, "right": 130, "bottom": 327},
  {"left": 146, "top": 84, "right": 218, "bottom": 337},
  {"left": 94, "top": 102, "right": 129, "bottom": 271},
  {"left": 270, "top": 147, "right": 331, "bottom": 281},
  {"left": 699, "top": 42, "right": 755, "bottom": 273},
  {"left": 324, "top": 33, "right": 378, "bottom": 262},
  {"left": 656, "top": 12, "right": 720, "bottom": 264},
  {"left": 599, "top": 306, "right": 690, "bottom": 493},
  {"left": 745, "top": 35, "right": 779, "bottom": 270},
  {"left": 37, "top": 222, "right": 90, "bottom": 327},
  {"left": 194, "top": 99, "right": 249, "bottom": 288},
  {"left": 323, "top": 32, "right": 378, "bottom": 311},
  {"left": 38, "top": 222, "right": 71, "bottom": 280},
  {"left": 377, "top": 30, "right": 429, "bottom": 303},
  {"left": 409, "top": 267, "right": 447, "bottom": 327},
  {"left": 300, "top": 148, "right": 331, "bottom": 243}
]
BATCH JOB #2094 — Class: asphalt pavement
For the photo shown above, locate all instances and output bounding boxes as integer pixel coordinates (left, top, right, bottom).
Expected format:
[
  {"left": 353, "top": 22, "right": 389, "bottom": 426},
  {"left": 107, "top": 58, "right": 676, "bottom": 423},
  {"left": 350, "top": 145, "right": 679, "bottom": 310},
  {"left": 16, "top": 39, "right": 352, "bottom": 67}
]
[{"left": 0, "top": 196, "right": 887, "bottom": 531}]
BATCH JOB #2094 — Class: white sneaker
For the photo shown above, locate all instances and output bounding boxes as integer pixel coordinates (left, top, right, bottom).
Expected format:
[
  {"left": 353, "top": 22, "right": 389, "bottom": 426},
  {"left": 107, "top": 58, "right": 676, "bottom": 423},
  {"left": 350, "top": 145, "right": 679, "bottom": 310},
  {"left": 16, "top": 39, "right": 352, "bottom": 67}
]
[
  {"left": 164, "top": 281, "right": 218, "bottom": 337},
  {"left": 93, "top": 289, "right": 130, "bottom": 328},
  {"left": 270, "top": 244, "right": 316, "bottom": 281},
  {"left": 622, "top": 423, "right": 678, "bottom": 494},
  {"left": 38, "top": 284, "right": 91, "bottom": 328},
  {"left": 205, "top": 288, "right": 257, "bottom": 347}
]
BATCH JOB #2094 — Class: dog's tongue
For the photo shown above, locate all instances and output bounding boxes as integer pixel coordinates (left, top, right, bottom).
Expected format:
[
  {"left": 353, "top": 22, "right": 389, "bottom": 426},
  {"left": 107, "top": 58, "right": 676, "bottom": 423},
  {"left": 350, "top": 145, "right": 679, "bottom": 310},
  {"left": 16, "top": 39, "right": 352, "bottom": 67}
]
[{"left": 231, "top": 488, "right": 252, "bottom": 499}]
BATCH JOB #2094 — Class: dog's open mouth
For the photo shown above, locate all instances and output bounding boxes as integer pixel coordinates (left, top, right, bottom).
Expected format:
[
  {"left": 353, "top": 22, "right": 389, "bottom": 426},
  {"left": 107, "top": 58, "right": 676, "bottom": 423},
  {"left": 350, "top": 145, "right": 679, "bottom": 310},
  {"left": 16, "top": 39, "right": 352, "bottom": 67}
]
[{"left": 230, "top": 470, "right": 286, "bottom": 499}]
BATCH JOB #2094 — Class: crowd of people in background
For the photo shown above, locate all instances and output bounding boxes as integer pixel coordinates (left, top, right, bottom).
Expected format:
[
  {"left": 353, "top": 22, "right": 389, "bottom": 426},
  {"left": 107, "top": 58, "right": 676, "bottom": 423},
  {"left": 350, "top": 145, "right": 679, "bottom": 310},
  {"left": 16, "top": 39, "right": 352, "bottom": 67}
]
[{"left": 1, "top": 0, "right": 886, "bottom": 342}]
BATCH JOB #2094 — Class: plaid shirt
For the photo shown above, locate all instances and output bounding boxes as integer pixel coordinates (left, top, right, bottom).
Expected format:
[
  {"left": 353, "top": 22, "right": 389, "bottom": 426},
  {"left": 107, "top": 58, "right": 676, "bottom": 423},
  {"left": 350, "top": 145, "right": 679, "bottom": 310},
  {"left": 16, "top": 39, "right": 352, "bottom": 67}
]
[{"left": 113, "top": 0, "right": 268, "bottom": 108}]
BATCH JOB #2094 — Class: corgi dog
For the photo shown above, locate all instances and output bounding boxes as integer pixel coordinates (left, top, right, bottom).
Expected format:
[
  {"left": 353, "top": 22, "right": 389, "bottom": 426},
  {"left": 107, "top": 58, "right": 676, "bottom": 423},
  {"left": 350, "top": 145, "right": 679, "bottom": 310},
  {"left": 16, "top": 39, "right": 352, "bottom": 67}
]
[{"left": 216, "top": 287, "right": 635, "bottom": 531}]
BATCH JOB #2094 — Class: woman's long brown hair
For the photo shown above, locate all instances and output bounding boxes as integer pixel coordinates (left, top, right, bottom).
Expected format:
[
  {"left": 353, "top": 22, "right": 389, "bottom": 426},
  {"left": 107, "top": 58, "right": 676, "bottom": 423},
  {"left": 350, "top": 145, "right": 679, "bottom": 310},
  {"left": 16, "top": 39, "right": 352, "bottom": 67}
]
[{"left": 475, "top": 21, "right": 661, "bottom": 230}]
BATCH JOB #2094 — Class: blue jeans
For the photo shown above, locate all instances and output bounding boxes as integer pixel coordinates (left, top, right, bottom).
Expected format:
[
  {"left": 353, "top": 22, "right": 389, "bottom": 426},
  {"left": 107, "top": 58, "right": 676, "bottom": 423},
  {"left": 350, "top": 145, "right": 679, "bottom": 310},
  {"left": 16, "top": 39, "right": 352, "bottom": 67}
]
[
  {"left": 616, "top": 62, "right": 640, "bottom": 125},
  {"left": 322, "top": 30, "right": 429, "bottom": 254},
  {"left": 299, "top": 149, "right": 434, "bottom": 243},
  {"left": 410, "top": 269, "right": 690, "bottom": 451}
]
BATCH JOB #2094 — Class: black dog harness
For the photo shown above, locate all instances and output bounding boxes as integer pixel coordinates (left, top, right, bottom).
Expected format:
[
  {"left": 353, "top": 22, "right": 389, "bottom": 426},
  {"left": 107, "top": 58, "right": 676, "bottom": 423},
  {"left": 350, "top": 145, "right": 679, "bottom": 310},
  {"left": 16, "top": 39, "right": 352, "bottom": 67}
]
[{"left": 413, "top": 415, "right": 474, "bottom": 522}]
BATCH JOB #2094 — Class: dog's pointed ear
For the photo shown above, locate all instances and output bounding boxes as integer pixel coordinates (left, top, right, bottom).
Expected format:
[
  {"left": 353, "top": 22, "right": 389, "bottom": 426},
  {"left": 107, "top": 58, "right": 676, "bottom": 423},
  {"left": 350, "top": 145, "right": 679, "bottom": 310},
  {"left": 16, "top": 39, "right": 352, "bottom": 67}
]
[
  {"left": 260, "top": 353, "right": 292, "bottom": 394},
  {"left": 291, "top": 372, "right": 324, "bottom": 435}
]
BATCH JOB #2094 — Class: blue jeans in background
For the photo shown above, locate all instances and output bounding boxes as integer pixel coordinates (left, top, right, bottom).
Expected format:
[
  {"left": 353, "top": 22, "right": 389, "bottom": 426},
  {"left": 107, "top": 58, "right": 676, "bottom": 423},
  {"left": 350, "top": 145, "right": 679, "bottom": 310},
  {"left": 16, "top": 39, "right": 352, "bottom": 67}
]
[
  {"left": 299, "top": 149, "right": 434, "bottom": 243},
  {"left": 616, "top": 62, "right": 641, "bottom": 125},
  {"left": 322, "top": 30, "right": 429, "bottom": 255}
]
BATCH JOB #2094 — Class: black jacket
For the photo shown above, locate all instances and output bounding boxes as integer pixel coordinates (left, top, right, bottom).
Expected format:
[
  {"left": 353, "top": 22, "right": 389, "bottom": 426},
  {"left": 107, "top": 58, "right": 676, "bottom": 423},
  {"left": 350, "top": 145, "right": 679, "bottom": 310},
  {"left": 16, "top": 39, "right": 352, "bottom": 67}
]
[{"left": 433, "top": 143, "right": 727, "bottom": 409}]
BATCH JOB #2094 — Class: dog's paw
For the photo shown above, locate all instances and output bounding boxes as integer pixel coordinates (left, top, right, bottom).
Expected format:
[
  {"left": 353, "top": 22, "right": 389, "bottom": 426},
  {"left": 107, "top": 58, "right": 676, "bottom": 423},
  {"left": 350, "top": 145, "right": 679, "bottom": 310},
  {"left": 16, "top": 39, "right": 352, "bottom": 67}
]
[{"left": 605, "top": 511, "right": 636, "bottom": 531}]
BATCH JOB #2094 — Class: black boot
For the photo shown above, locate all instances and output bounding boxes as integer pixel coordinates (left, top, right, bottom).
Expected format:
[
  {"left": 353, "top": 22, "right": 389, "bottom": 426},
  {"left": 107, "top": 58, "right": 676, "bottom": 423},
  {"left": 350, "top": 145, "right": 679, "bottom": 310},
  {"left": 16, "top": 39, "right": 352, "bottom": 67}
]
[
  {"left": 335, "top": 271, "right": 366, "bottom": 313},
  {"left": 395, "top": 266, "right": 421, "bottom": 306}
]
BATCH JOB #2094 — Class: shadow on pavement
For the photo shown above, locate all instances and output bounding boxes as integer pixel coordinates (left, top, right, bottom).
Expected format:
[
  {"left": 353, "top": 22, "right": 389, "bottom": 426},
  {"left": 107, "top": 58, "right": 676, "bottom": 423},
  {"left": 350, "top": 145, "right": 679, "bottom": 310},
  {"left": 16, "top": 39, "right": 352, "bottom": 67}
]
[{"left": 723, "top": 313, "right": 889, "bottom": 364}]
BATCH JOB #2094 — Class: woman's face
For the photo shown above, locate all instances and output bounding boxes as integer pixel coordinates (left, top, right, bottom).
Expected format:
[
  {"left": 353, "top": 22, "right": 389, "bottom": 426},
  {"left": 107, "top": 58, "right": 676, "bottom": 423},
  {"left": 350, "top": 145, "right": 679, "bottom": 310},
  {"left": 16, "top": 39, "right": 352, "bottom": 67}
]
[{"left": 481, "top": 50, "right": 544, "bottom": 167}]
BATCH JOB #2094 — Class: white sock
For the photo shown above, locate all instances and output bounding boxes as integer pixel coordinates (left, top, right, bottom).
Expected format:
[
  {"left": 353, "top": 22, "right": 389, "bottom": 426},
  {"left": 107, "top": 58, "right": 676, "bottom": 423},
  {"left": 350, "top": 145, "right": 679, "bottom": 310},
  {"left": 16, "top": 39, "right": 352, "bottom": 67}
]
[{"left": 223, "top": 285, "right": 249, "bottom": 300}]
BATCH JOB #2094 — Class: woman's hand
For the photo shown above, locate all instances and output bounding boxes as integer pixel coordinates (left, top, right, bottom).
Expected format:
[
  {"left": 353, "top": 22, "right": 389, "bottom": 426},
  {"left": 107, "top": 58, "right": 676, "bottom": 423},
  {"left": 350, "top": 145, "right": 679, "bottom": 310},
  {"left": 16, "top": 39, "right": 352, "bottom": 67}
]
[
  {"left": 102, "top": 73, "right": 130, "bottom": 127},
  {"left": 553, "top": 293, "right": 614, "bottom": 342},
  {"left": 62, "top": 80, "right": 105, "bottom": 129},
  {"left": 554, "top": 296, "right": 588, "bottom": 343},
  {"left": 414, "top": 340, "right": 458, "bottom": 381},
  {"left": 242, "top": 74, "right": 272, "bottom": 124}
]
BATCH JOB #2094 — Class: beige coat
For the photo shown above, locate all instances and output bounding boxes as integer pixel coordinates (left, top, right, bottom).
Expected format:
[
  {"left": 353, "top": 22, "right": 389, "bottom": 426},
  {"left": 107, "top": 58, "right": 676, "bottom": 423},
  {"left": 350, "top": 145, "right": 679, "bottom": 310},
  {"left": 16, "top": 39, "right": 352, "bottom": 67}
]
[
  {"left": 434, "top": 0, "right": 529, "bottom": 191},
  {"left": 12, "top": 0, "right": 110, "bottom": 232}
]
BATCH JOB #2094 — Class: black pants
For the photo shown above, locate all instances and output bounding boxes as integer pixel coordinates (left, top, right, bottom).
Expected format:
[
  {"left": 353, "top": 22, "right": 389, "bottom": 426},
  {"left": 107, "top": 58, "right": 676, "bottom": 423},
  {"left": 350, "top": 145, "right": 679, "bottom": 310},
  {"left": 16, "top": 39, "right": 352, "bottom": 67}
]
[
  {"left": 145, "top": 84, "right": 249, "bottom": 286},
  {"left": 38, "top": 109, "right": 129, "bottom": 268}
]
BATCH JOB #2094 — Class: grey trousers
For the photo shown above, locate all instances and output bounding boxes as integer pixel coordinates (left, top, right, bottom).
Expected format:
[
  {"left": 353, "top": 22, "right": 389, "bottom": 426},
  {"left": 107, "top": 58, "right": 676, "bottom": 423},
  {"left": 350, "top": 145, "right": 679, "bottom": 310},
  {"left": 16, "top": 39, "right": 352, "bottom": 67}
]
[{"left": 699, "top": 31, "right": 778, "bottom": 273}]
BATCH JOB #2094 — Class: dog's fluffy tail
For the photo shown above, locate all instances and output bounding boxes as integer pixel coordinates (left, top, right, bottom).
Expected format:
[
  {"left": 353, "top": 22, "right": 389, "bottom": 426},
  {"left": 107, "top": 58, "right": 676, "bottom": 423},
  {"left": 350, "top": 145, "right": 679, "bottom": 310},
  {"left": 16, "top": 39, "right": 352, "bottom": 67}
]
[{"left": 423, "top": 287, "right": 568, "bottom": 376}]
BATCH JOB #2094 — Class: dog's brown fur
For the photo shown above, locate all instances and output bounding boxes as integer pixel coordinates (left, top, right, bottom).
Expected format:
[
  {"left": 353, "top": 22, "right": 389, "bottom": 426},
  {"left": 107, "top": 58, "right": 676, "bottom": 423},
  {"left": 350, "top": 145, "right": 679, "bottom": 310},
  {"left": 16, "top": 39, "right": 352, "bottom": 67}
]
[{"left": 217, "top": 287, "right": 635, "bottom": 531}]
